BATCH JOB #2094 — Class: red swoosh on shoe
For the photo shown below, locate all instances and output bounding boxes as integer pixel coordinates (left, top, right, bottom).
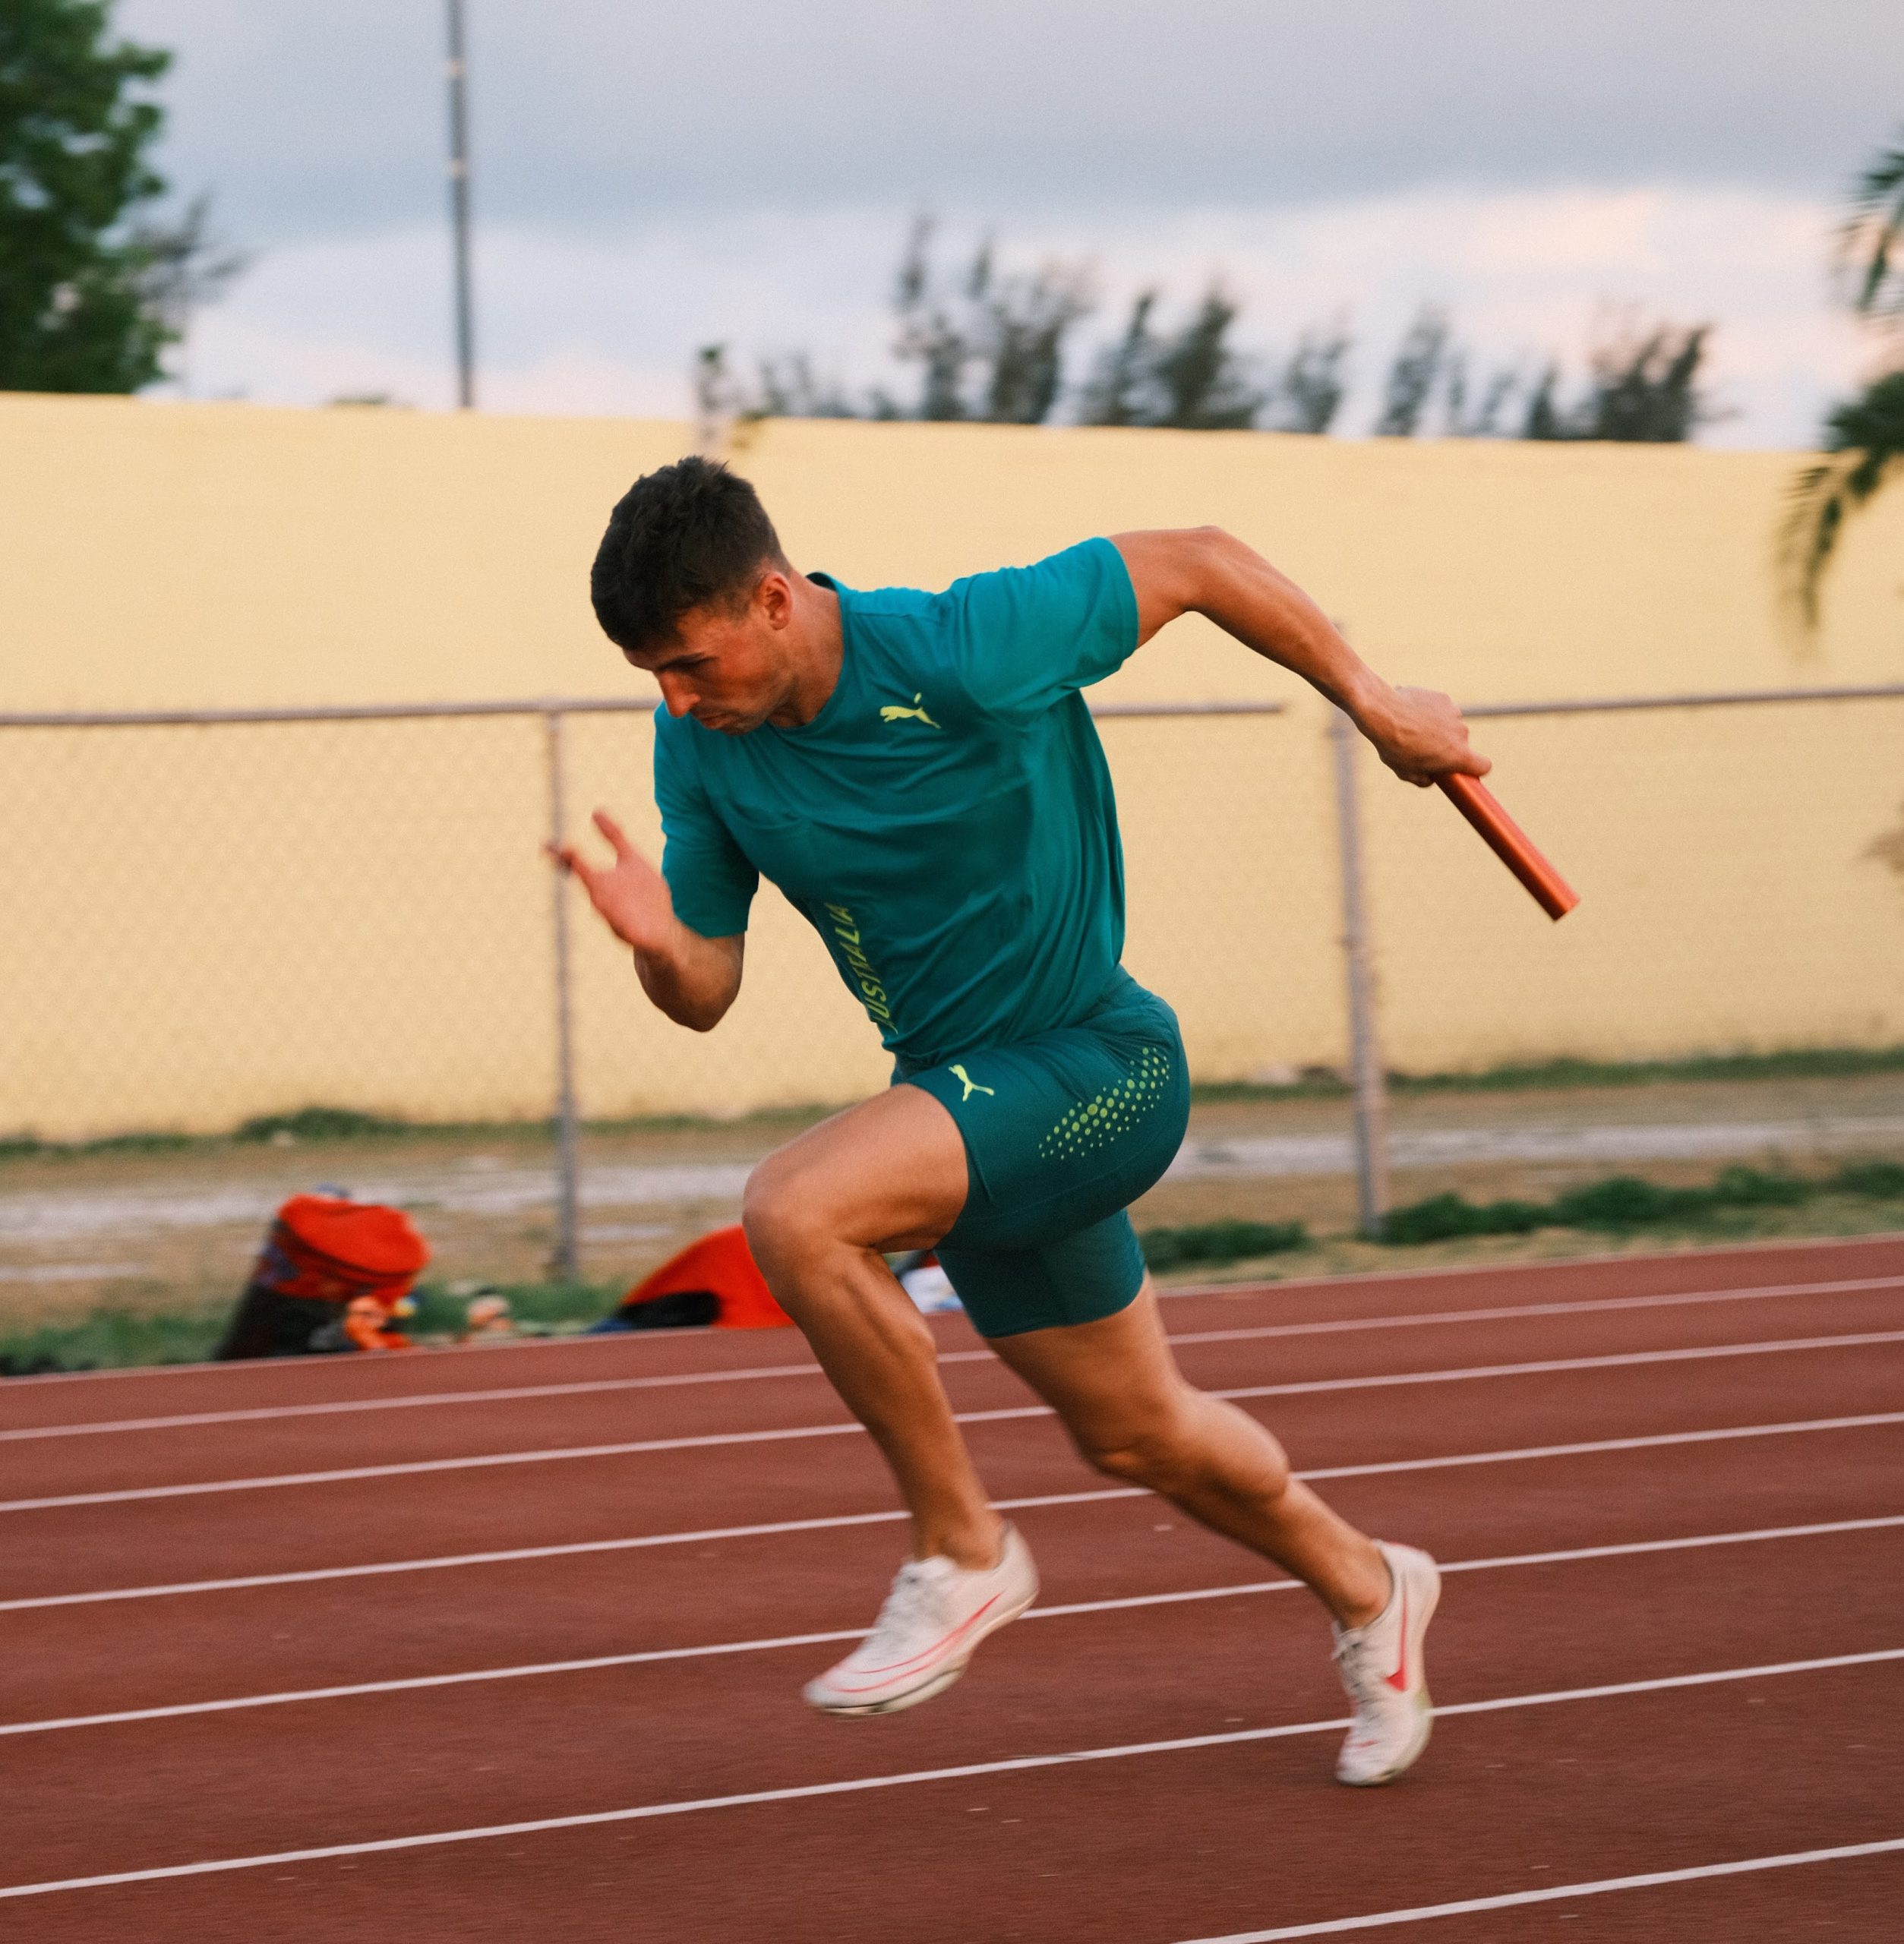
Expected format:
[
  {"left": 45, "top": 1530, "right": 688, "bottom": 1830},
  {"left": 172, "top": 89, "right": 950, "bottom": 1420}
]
[
  {"left": 832, "top": 1592, "right": 1004, "bottom": 1691},
  {"left": 1383, "top": 1587, "right": 1410, "bottom": 1693}
]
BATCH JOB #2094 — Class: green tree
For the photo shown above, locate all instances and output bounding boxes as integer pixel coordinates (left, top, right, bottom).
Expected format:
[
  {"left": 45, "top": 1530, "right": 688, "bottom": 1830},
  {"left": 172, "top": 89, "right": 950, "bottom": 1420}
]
[
  {"left": 719, "top": 220, "right": 1094, "bottom": 425},
  {"left": 1075, "top": 288, "right": 1160, "bottom": 427},
  {"left": 1520, "top": 317, "right": 1715, "bottom": 443},
  {"left": 1371, "top": 307, "right": 1521, "bottom": 438},
  {"left": 1078, "top": 285, "right": 1265, "bottom": 430},
  {"left": 0, "top": 0, "right": 235, "bottom": 393},
  {"left": 1442, "top": 354, "right": 1519, "bottom": 437},
  {"left": 1266, "top": 320, "right": 1353, "bottom": 434},
  {"left": 889, "top": 219, "right": 1094, "bottom": 424},
  {"left": 1373, "top": 305, "right": 1452, "bottom": 437},
  {"left": 1150, "top": 287, "right": 1265, "bottom": 429},
  {"left": 1784, "top": 126, "right": 1904, "bottom": 625}
]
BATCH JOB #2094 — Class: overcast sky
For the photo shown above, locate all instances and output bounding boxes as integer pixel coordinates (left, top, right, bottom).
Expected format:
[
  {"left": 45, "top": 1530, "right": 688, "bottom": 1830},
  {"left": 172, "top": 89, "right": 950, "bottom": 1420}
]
[{"left": 119, "top": 0, "right": 1904, "bottom": 442}]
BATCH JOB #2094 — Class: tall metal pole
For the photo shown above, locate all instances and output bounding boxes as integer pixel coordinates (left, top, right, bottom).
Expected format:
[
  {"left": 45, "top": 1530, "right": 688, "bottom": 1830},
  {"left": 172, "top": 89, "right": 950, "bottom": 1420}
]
[
  {"left": 1328, "top": 703, "right": 1391, "bottom": 1238},
  {"left": 445, "top": 0, "right": 476, "bottom": 409},
  {"left": 545, "top": 711, "right": 581, "bottom": 1283}
]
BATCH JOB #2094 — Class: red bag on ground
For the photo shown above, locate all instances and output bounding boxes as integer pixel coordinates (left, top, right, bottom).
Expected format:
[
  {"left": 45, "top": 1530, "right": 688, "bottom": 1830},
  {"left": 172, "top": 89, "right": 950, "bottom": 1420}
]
[
  {"left": 217, "top": 1194, "right": 430, "bottom": 1359},
  {"left": 610, "top": 1225, "right": 792, "bottom": 1332}
]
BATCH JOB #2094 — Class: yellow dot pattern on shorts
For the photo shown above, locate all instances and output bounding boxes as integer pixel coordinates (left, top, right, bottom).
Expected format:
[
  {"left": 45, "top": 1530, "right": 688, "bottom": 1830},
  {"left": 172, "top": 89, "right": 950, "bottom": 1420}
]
[{"left": 1037, "top": 1046, "right": 1173, "bottom": 1161}]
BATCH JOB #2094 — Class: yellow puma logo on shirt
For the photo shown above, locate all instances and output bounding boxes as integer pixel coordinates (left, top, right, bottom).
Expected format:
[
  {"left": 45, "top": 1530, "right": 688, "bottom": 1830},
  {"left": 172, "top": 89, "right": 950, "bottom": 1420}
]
[
  {"left": 950, "top": 1063, "right": 994, "bottom": 1102},
  {"left": 879, "top": 692, "right": 940, "bottom": 727}
]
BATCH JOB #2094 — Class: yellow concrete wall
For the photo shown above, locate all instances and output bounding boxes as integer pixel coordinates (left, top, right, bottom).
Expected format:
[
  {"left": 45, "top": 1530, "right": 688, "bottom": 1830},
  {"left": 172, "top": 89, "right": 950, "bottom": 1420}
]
[{"left": 2, "top": 395, "right": 1901, "bottom": 1137}]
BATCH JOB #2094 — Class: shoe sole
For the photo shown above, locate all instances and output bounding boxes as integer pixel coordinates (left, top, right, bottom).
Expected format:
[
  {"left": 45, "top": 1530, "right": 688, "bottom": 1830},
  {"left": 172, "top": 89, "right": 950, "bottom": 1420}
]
[
  {"left": 1336, "top": 1552, "right": 1441, "bottom": 1787},
  {"left": 810, "top": 1659, "right": 969, "bottom": 1719},
  {"left": 808, "top": 1580, "right": 1038, "bottom": 1720},
  {"left": 1336, "top": 1690, "right": 1433, "bottom": 1787}
]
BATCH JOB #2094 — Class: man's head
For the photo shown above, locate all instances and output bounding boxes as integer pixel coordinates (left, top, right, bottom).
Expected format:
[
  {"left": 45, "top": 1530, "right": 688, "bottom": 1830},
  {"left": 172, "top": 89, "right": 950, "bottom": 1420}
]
[{"left": 591, "top": 456, "right": 807, "bottom": 734}]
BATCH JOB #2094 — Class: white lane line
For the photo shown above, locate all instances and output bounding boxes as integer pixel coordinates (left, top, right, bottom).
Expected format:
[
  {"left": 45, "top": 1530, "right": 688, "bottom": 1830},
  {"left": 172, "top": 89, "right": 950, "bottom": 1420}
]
[
  {"left": 1170, "top": 1839, "right": 1904, "bottom": 1942},
  {"left": 1208, "top": 1329, "right": 1904, "bottom": 1405},
  {"left": 1166, "top": 1273, "right": 1904, "bottom": 1350},
  {"left": 10, "top": 1329, "right": 1900, "bottom": 1514},
  {"left": 10, "top": 1514, "right": 1900, "bottom": 1738},
  {"left": 7, "top": 1273, "right": 1899, "bottom": 1444},
  {"left": 3, "top": 1648, "right": 1899, "bottom": 1901},
  {"left": 0, "top": 1359, "right": 832, "bottom": 1441},
  {"left": 5, "top": 1411, "right": 1899, "bottom": 1614}
]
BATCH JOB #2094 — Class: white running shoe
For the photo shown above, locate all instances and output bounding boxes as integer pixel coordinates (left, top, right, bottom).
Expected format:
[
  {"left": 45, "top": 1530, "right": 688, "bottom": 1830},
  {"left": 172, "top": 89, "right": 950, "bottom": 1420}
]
[
  {"left": 803, "top": 1524, "right": 1038, "bottom": 1718},
  {"left": 1331, "top": 1539, "right": 1441, "bottom": 1786}
]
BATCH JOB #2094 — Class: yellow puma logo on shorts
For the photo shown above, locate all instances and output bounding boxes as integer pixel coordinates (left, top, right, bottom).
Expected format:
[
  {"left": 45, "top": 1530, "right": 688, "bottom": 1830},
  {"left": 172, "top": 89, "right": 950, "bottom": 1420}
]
[
  {"left": 879, "top": 692, "right": 940, "bottom": 727},
  {"left": 950, "top": 1063, "right": 994, "bottom": 1102}
]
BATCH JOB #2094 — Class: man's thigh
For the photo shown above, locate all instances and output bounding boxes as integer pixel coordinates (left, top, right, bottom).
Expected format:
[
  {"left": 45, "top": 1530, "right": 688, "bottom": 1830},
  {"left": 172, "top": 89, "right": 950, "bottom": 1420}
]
[
  {"left": 747, "top": 1083, "right": 968, "bottom": 1254},
  {"left": 985, "top": 1281, "right": 1187, "bottom": 1447}
]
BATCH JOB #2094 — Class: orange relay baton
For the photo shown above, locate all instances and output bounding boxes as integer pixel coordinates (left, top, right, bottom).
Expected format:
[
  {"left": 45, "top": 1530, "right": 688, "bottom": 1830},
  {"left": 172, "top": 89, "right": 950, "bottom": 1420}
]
[{"left": 1436, "top": 771, "right": 1580, "bottom": 921}]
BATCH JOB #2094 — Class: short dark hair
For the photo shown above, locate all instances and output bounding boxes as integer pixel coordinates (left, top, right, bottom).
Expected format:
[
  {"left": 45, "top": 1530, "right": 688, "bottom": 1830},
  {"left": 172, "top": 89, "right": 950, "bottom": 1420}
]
[{"left": 589, "top": 456, "right": 787, "bottom": 655}]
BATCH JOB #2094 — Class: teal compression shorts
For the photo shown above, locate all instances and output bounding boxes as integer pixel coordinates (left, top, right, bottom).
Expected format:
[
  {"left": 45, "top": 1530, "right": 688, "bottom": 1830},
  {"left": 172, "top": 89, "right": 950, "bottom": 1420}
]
[{"left": 897, "top": 973, "right": 1190, "bottom": 1338}]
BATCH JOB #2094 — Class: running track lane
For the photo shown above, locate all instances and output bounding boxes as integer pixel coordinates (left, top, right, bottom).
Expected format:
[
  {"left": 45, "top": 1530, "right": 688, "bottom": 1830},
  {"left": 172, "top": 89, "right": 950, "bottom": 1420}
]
[
  {"left": 6, "top": 1528, "right": 1901, "bottom": 1879},
  {"left": 6, "top": 1423, "right": 1902, "bottom": 1726},
  {"left": 8, "top": 1665, "right": 1902, "bottom": 1940},
  {"left": 5, "top": 1336, "right": 1899, "bottom": 1602},
  {"left": 3, "top": 1236, "right": 1900, "bottom": 1939}
]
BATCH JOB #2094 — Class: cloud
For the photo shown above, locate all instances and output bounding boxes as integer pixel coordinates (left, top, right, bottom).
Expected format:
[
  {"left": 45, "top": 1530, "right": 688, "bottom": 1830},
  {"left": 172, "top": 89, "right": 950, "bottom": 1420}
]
[
  {"left": 122, "top": 0, "right": 1904, "bottom": 242},
  {"left": 116, "top": 2, "right": 1893, "bottom": 445},
  {"left": 169, "top": 186, "right": 1866, "bottom": 447}
]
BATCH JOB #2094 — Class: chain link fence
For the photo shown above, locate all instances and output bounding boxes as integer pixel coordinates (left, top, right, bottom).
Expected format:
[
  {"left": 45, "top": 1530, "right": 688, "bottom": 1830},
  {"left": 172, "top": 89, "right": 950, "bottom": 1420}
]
[{"left": 2, "top": 685, "right": 1900, "bottom": 1292}]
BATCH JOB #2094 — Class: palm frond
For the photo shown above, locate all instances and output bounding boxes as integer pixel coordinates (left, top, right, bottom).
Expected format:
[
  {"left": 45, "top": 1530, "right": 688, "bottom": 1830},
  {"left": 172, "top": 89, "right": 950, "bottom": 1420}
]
[
  {"left": 1839, "top": 134, "right": 1904, "bottom": 324},
  {"left": 1779, "top": 369, "right": 1904, "bottom": 627}
]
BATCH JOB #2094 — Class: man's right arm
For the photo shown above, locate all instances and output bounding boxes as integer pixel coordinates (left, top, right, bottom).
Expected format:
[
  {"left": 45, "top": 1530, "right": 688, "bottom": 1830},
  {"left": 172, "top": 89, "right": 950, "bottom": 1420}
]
[{"left": 552, "top": 811, "right": 744, "bottom": 1031}]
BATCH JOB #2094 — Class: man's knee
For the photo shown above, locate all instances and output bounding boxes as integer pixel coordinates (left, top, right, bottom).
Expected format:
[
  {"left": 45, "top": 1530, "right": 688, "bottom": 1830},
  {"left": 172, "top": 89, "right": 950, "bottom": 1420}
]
[
  {"left": 1082, "top": 1424, "right": 1186, "bottom": 1490},
  {"left": 740, "top": 1154, "right": 829, "bottom": 1270},
  {"left": 1076, "top": 1399, "right": 1202, "bottom": 1491},
  {"left": 1079, "top": 1394, "right": 1289, "bottom": 1497}
]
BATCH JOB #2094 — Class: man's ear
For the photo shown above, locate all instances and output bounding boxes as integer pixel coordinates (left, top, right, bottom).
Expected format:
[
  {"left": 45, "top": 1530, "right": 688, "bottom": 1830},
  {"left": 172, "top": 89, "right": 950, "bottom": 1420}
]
[{"left": 753, "top": 566, "right": 795, "bottom": 630}]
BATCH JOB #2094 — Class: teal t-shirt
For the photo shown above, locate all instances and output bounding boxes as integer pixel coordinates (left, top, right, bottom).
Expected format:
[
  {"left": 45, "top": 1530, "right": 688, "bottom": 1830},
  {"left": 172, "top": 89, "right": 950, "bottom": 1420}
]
[{"left": 653, "top": 537, "right": 1142, "bottom": 1071}]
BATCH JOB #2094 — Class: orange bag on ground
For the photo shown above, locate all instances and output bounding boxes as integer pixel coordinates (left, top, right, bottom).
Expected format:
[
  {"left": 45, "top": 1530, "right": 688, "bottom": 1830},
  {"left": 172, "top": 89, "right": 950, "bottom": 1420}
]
[
  {"left": 606, "top": 1225, "right": 792, "bottom": 1332},
  {"left": 217, "top": 1194, "right": 430, "bottom": 1359}
]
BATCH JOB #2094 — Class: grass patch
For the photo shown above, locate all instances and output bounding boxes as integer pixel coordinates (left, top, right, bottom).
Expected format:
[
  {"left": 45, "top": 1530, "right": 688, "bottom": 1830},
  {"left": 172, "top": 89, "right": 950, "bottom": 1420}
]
[
  {"left": 1141, "top": 1219, "right": 1308, "bottom": 1270},
  {"left": 0, "top": 1280, "right": 629, "bottom": 1377},
  {"left": 1191, "top": 1071, "right": 1351, "bottom": 1104},
  {"left": 1388, "top": 1046, "right": 1904, "bottom": 1094},
  {"left": 1380, "top": 1160, "right": 1904, "bottom": 1245},
  {"left": 406, "top": 1280, "right": 623, "bottom": 1336},
  {"left": 1192, "top": 1043, "right": 1904, "bottom": 1106},
  {"left": 0, "top": 1305, "right": 227, "bottom": 1376},
  {"left": 233, "top": 1106, "right": 412, "bottom": 1143},
  {"left": 0, "top": 1130, "right": 197, "bottom": 1160}
]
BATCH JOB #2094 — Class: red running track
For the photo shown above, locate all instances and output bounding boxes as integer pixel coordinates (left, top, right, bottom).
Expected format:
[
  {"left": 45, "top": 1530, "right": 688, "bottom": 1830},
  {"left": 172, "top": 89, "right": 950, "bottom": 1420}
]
[{"left": 2, "top": 1235, "right": 1900, "bottom": 1942}]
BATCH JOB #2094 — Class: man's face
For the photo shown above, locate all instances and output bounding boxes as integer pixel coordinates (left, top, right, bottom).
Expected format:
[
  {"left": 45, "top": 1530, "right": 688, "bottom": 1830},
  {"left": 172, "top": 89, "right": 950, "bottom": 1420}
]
[{"left": 626, "top": 570, "right": 794, "bottom": 734}]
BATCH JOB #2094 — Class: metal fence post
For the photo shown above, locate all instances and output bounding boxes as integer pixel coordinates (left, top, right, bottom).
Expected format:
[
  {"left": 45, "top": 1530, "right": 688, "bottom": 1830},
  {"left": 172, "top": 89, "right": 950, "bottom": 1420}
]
[
  {"left": 1328, "top": 704, "right": 1391, "bottom": 1238},
  {"left": 544, "top": 708, "right": 581, "bottom": 1283},
  {"left": 444, "top": 0, "right": 477, "bottom": 409}
]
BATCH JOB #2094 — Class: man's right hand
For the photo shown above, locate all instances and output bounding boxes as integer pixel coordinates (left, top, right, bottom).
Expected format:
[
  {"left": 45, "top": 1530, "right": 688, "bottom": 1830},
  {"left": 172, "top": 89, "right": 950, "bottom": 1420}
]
[
  {"left": 551, "top": 809, "right": 679, "bottom": 954},
  {"left": 550, "top": 810, "right": 744, "bottom": 1030}
]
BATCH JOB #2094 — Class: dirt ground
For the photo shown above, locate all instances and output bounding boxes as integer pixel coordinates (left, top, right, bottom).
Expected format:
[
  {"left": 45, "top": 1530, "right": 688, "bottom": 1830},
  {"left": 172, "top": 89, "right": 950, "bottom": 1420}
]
[{"left": 3, "top": 1069, "right": 1902, "bottom": 1333}]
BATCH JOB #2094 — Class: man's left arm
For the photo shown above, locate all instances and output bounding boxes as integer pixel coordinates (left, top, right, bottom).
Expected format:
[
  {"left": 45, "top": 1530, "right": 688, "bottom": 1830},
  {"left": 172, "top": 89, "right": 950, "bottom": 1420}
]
[{"left": 1110, "top": 527, "right": 1489, "bottom": 787}]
